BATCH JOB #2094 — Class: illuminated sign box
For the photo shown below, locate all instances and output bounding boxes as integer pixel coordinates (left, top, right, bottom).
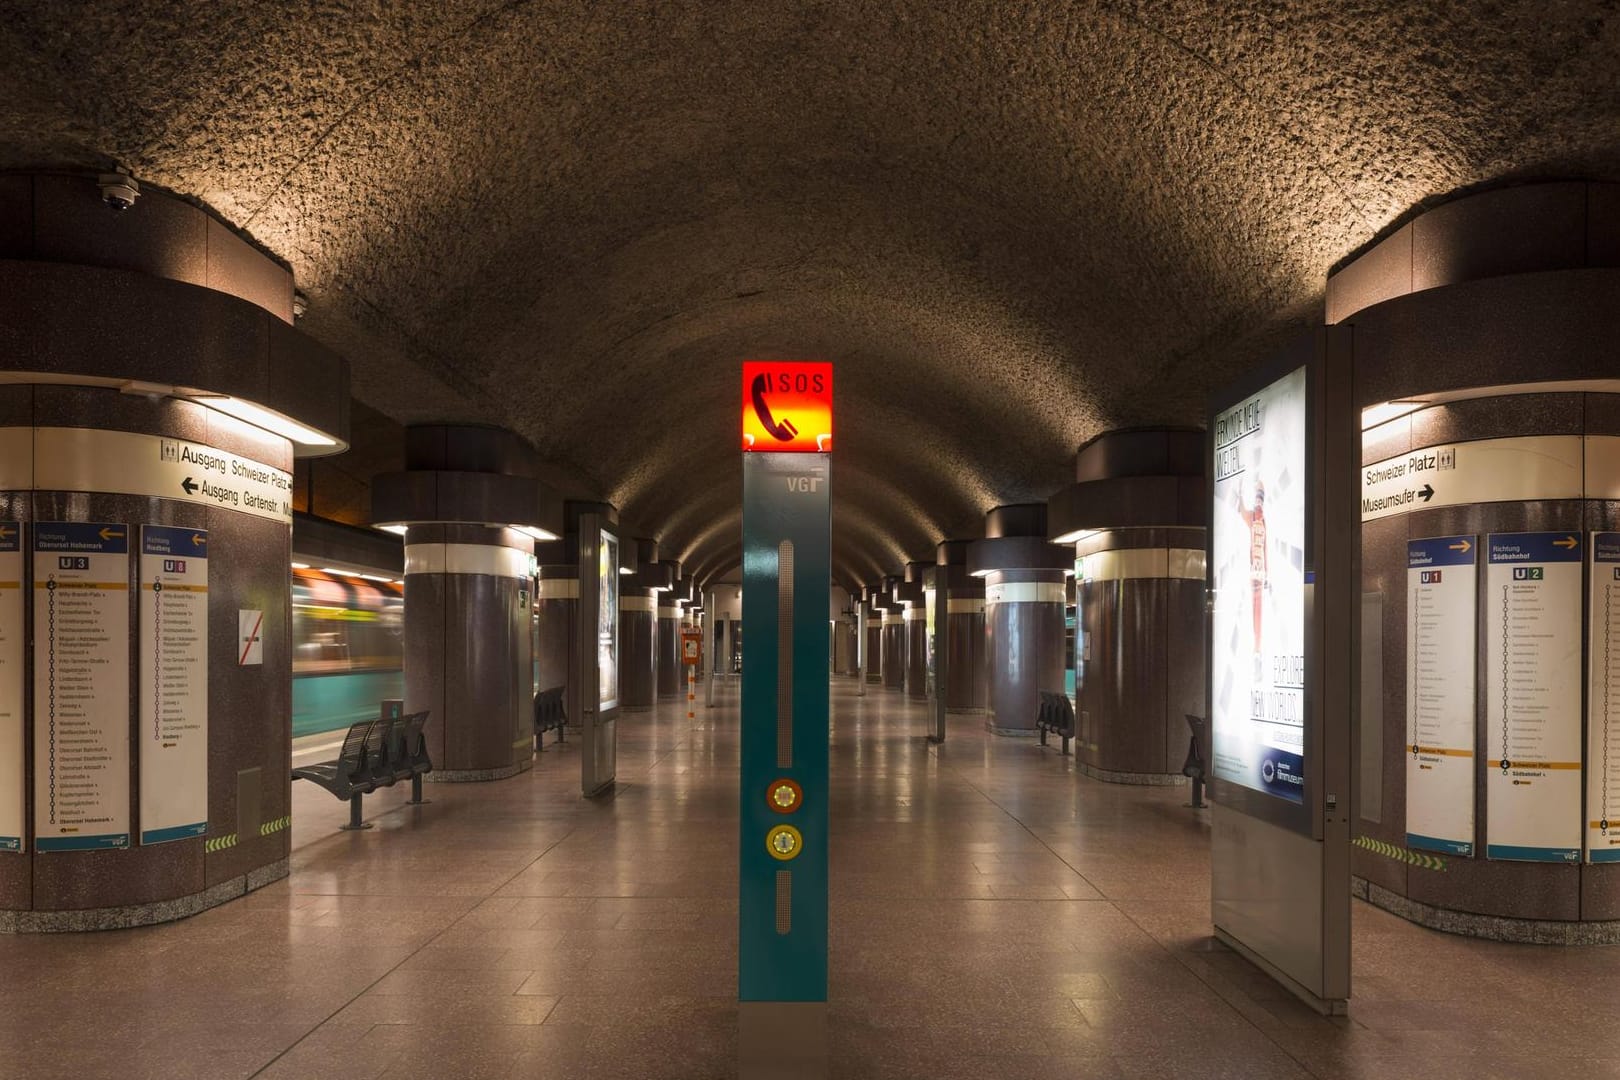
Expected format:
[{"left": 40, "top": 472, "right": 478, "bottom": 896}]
[{"left": 742, "top": 361, "right": 833, "bottom": 453}]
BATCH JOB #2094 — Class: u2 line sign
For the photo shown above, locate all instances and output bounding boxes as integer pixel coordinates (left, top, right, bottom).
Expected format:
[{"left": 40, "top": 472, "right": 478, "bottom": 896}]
[{"left": 1360, "top": 435, "right": 1620, "bottom": 522}]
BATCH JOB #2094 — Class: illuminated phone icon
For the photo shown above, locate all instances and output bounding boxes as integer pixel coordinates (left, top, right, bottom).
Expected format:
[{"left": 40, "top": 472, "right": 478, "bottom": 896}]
[{"left": 750, "top": 373, "right": 798, "bottom": 442}]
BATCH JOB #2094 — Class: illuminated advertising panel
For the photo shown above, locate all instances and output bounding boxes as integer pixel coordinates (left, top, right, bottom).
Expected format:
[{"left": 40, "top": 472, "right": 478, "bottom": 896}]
[
  {"left": 741, "top": 361, "right": 833, "bottom": 453},
  {"left": 1210, "top": 366, "right": 1308, "bottom": 805},
  {"left": 599, "top": 529, "right": 619, "bottom": 710}
]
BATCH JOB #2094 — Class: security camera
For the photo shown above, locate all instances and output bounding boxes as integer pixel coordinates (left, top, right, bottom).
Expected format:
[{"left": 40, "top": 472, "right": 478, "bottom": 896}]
[{"left": 97, "top": 171, "right": 140, "bottom": 210}]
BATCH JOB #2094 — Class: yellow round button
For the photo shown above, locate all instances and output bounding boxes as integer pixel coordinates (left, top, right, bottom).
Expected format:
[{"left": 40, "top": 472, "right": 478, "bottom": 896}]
[{"left": 766, "top": 824, "right": 803, "bottom": 861}]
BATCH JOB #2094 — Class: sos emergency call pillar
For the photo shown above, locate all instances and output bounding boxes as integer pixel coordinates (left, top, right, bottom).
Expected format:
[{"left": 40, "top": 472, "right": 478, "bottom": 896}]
[{"left": 738, "top": 362, "right": 832, "bottom": 1079}]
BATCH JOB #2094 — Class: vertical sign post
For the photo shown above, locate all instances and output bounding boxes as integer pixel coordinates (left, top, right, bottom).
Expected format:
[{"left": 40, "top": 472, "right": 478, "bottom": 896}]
[
  {"left": 139, "top": 525, "right": 209, "bottom": 845},
  {"left": 1405, "top": 536, "right": 1477, "bottom": 856},
  {"left": 1485, "top": 531, "right": 1583, "bottom": 862},
  {"left": 576, "top": 515, "right": 619, "bottom": 797},
  {"left": 0, "top": 521, "right": 23, "bottom": 852},
  {"left": 1589, "top": 533, "right": 1620, "bottom": 862},
  {"left": 739, "top": 361, "right": 832, "bottom": 1079},
  {"left": 33, "top": 522, "right": 131, "bottom": 852}
]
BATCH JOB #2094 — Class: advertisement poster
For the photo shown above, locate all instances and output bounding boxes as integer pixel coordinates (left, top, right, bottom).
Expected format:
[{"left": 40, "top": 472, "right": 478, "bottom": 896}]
[
  {"left": 1405, "top": 536, "right": 1478, "bottom": 856},
  {"left": 32, "top": 522, "right": 131, "bottom": 852},
  {"left": 0, "top": 522, "right": 23, "bottom": 852},
  {"left": 1210, "top": 366, "right": 1307, "bottom": 804},
  {"left": 598, "top": 529, "right": 619, "bottom": 710},
  {"left": 1588, "top": 533, "right": 1620, "bottom": 862},
  {"left": 1485, "top": 532, "right": 1583, "bottom": 862},
  {"left": 139, "top": 526, "right": 209, "bottom": 846}
]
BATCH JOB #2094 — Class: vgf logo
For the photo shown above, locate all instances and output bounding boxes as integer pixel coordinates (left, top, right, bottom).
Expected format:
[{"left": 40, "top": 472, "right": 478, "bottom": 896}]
[
  {"left": 163, "top": 559, "right": 186, "bottom": 573},
  {"left": 785, "top": 476, "right": 823, "bottom": 493}
]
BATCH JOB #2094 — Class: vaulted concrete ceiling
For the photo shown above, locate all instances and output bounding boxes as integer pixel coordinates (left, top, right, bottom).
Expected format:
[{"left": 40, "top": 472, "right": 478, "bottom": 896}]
[{"left": 3, "top": 3, "right": 1618, "bottom": 586}]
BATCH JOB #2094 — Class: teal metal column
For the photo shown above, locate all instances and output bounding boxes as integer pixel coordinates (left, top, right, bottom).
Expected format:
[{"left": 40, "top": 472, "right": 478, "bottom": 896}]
[{"left": 739, "top": 450, "right": 830, "bottom": 1075}]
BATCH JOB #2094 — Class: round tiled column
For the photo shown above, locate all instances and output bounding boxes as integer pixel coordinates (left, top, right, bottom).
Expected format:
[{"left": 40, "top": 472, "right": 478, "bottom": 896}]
[
  {"left": 1048, "top": 428, "right": 1208, "bottom": 784},
  {"left": 374, "top": 426, "right": 559, "bottom": 782},
  {"left": 970, "top": 506, "right": 1071, "bottom": 736},
  {"left": 0, "top": 172, "right": 347, "bottom": 930},
  {"left": 899, "top": 563, "right": 929, "bottom": 700},
  {"left": 655, "top": 561, "right": 684, "bottom": 701},
  {"left": 936, "top": 544, "right": 987, "bottom": 714},
  {"left": 402, "top": 525, "right": 535, "bottom": 779},
  {"left": 880, "top": 582, "right": 905, "bottom": 691},
  {"left": 1328, "top": 181, "right": 1620, "bottom": 941}
]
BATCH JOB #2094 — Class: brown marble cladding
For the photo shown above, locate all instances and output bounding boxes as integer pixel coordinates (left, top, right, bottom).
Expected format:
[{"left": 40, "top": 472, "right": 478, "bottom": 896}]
[
  {"left": 619, "top": 603, "right": 655, "bottom": 709},
  {"left": 656, "top": 614, "right": 680, "bottom": 698},
  {"left": 944, "top": 607, "right": 985, "bottom": 712},
  {"left": 1, "top": 387, "right": 291, "bottom": 913},
  {"left": 882, "top": 621, "right": 903, "bottom": 689},
  {"left": 1359, "top": 392, "right": 1620, "bottom": 922},
  {"left": 985, "top": 569, "right": 1064, "bottom": 733},
  {"left": 904, "top": 618, "right": 927, "bottom": 699},
  {"left": 404, "top": 528, "right": 530, "bottom": 775},
  {"left": 1074, "top": 529, "right": 1207, "bottom": 777}
]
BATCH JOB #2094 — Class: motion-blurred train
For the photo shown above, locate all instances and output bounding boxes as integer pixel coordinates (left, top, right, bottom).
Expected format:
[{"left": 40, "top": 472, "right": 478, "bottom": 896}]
[{"left": 291, "top": 566, "right": 405, "bottom": 738}]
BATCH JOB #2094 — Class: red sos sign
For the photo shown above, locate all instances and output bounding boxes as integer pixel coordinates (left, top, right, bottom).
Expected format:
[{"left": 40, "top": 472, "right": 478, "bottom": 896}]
[{"left": 741, "top": 361, "right": 833, "bottom": 453}]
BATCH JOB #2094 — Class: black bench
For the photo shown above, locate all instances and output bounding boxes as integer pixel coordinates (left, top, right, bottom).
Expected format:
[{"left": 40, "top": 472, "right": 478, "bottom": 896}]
[
  {"left": 1037, "top": 691, "right": 1076, "bottom": 756},
  {"left": 534, "top": 686, "right": 567, "bottom": 751},
  {"left": 292, "top": 711, "right": 433, "bottom": 829}
]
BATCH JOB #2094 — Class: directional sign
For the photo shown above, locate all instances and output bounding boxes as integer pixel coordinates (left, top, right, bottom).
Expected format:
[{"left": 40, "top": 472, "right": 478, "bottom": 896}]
[
  {"left": 33, "top": 522, "right": 131, "bottom": 852},
  {"left": 0, "top": 522, "right": 22, "bottom": 852},
  {"left": 1405, "top": 536, "right": 1477, "bottom": 857},
  {"left": 1485, "top": 532, "right": 1583, "bottom": 863},
  {"left": 140, "top": 526, "right": 209, "bottom": 846},
  {"left": 741, "top": 361, "right": 833, "bottom": 453},
  {"left": 18, "top": 427, "right": 292, "bottom": 524},
  {"left": 1360, "top": 435, "right": 1584, "bottom": 522},
  {"left": 1588, "top": 533, "right": 1620, "bottom": 862}
]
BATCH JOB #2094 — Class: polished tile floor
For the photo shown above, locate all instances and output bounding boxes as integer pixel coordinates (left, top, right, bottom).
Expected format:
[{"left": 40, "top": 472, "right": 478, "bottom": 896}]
[{"left": 4, "top": 678, "right": 1619, "bottom": 1078}]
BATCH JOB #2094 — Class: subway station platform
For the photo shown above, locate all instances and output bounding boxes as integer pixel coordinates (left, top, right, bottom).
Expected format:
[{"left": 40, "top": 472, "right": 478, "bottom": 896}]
[{"left": 2, "top": 679, "right": 1616, "bottom": 1080}]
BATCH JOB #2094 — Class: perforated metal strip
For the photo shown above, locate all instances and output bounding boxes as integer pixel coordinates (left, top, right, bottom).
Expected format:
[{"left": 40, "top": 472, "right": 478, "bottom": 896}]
[
  {"left": 775, "top": 870, "right": 792, "bottom": 935},
  {"left": 777, "top": 540, "right": 794, "bottom": 769}
]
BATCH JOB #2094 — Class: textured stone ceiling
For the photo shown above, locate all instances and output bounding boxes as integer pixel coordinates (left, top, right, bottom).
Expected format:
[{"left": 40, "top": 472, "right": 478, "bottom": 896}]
[{"left": 3, "top": 2, "right": 1618, "bottom": 586}]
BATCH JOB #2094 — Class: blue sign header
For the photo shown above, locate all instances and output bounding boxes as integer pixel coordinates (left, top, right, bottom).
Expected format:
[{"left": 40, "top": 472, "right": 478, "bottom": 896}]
[
  {"left": 1595, "top": 532, "right": 1620, "bottom": 565},
  {"left": 1408, "top": 535, "right": 1476, "bottom": 568},
  {"left": 141, "top": 525, "right": 208, "bottom": 560},
  {"left": 33, "top": 522, "right": 128, "bottom": 555},
  {"left": 1486, "top": 531, "right": 1582, "bottom": 564}
]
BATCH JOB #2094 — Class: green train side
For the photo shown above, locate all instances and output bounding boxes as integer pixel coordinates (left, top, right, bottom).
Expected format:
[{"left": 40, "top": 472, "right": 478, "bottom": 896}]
[{"left": 292, "top": 567, "right": 404, "bottom": 738}]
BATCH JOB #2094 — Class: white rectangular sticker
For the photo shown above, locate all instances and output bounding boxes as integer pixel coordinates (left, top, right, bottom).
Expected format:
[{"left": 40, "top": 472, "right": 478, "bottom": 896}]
[
  {"left": 139, "top": 526, "right": 208, "bottom": 846},
  {"left": 1405, "top": 536, "right": 1477, "bottom": 857},
  {"left": 0, "top": 522, "right": 23, "bottom": 852},
  {"left": 33, "top": 522, "right": 130, "bottom": 851},
  {"left": 1210, "top": 365, "right": 1308, "bottom": 804},
  {"left": 1360, "top": 435, "right": 1583, "bottom": 522},
  {"left": 1485, "top": 532, "right": 1583, "bottom": 862},
  {"left": 25, "top": 427, "right": 292, "bottom": 523},
  {"left": 1587, "top": 533, "right": 1620, "bottom": 862}
]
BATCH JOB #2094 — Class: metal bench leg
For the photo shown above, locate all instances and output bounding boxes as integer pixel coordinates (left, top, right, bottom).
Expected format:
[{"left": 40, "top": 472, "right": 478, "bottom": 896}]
[
  {"left": 408, "top": 775, "right": 430, "bottom": 805},
  {"left": 1188, "top": 776, "right": 1207, "bottom": 809},
  {"left": 342, "top": 793, "right": 373, "bottom": 831},
  {"left": 535, "top": 731, "right": 545, "bottom": 753},
  {"left": 1062, "top": 734, "right": 1070, "bottom": 756},
  {"left": 1039, "top": 728, "right": 1047, "bottom": 747}
]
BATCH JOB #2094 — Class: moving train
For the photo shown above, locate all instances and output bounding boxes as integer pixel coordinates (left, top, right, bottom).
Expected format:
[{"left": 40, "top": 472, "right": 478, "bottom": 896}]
[{"left": 291, "top": 566, "right": 405, "bottom": 738}]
